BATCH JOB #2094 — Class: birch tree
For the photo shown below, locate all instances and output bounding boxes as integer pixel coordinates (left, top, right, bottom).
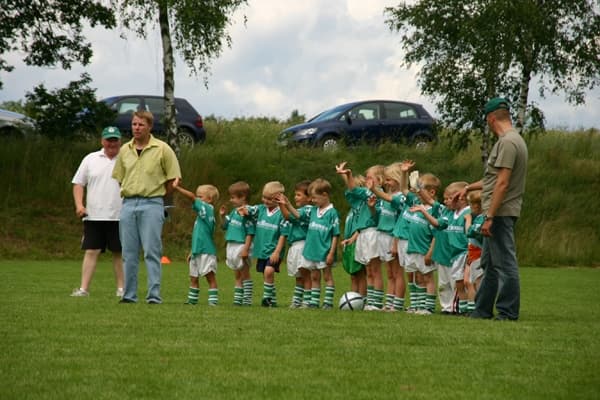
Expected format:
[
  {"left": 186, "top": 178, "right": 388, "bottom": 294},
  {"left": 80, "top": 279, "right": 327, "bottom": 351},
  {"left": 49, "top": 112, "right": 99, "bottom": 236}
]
[{"left": 112, "top": 0, "right": 246, "bottom": 151}]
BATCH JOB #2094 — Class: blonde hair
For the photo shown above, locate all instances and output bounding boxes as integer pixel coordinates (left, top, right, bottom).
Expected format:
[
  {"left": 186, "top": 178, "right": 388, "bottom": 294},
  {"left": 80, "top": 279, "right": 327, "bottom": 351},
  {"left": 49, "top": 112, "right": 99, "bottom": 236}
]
[
  {"left": 467, "top": 190, "right": 482, "bottom": 205},
  {"left": 228, "top": 181, "right": 250, "bottom": 201},
  {"left": 133, "top": 110, "right": 154, "bottom": 128},
  {"left": 445, "top": 181, "right": 469, "bottom": 196},
  {"left": 308, "top": 178, "right": 332, "bottom": 196},
  {"left": 196, "top": 184, "right": 219, "bottom": 204},
  {"left": 263, "top": 181, "right": 285, "bottom": 197},
  {"left": 366, "top": 165, "right": 385, "bottom": 186},
  {"left": 419, "top": 173, "right": 441, "bottom": 193},
  {"left": 384, "top": 162, "right": 404, "bottom": 185}
]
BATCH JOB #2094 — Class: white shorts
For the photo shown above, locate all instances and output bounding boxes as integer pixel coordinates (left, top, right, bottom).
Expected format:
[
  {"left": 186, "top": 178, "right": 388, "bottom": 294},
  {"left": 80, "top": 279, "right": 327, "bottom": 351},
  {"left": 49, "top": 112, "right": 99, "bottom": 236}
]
[
  {"left": 355, "top": 227, "right": 379, "bottom": 265},
  {"left": 377, "top": 232, "right": 395, "bottom": 262},
  {"left": 405, "top": 253, "right": 437, "bottom": 274},
  {"left": 449, "top": 252, "right": 467, "bottom": 281},
  {"left": 189, "top": 254, "right": 217, "bottom": 277},
  {"left": 396, "top": 239, "right": 409, "bottom": 267},
  {"left": 469, "top": 258, "right": 484, "bottom": 282},
  {"left": 225, "top": 242, "right": 252, "bottom": 271},
  {"left": 287, "top": 241, "right": 308, "bottom": 277}
]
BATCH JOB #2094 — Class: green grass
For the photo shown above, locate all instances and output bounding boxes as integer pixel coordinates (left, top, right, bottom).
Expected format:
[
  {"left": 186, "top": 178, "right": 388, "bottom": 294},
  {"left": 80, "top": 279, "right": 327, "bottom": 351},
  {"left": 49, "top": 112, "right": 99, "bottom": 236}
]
[{"left": 1, "top": 260, "right": 599, "bottom": 399}]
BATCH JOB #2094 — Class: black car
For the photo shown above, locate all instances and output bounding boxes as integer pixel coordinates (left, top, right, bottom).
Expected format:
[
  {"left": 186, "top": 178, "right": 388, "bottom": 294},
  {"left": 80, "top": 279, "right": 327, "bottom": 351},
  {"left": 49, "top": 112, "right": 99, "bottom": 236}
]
[
  {"left": 101, "top": 95, "right": 206, "bottom": 146},
  {"left": 278, "top": 100, "right": 436, "bottom": 150}
]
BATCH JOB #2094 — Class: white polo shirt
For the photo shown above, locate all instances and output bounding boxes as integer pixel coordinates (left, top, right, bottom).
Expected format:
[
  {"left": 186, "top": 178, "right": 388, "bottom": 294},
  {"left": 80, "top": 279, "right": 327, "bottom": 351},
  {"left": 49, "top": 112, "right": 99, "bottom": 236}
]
[{"left": 72, "top": 149, "right": 122, "bottom": 221}]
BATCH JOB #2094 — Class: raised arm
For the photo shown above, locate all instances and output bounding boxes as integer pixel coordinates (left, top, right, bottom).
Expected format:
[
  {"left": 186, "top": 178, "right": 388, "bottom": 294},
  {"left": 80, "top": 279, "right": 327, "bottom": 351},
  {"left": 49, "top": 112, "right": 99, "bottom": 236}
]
[
  {"left": 409, "top": 204, "right": 440, "bottom": 227},
  {"left": 172, "top": 177, "right": 196, "bottom": 201},
  {"left": 336, "top": 161, "right": 354, "bottom": 189},
  {"left": 275, "top": 193, "right": 299, "bottom": 220},
  {"left": 366, "top": 177, "right": 392, "bottom": 202}
]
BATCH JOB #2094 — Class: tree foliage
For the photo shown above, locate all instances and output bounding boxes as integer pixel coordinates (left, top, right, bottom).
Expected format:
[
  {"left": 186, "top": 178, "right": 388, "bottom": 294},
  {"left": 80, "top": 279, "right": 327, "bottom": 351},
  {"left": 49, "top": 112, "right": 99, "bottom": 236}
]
[
  {"left": 111, "top": 0, "right": 247, "bottom": 150},
  {"left": 0, "top": 0, "right": 115, "bottom": 89},
  {"left": 24, "top": 73, "right": 114, "bottom": 139},
  {"left": 385, "top": 0, "right": 600, "bottom": 150}
]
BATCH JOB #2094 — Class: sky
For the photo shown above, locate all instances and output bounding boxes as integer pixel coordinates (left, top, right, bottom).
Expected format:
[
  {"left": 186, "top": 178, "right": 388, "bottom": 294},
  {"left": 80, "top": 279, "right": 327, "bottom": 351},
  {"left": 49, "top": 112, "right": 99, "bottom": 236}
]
[{"left": 1, "top": 0, "right": 598, "bottom": 129}]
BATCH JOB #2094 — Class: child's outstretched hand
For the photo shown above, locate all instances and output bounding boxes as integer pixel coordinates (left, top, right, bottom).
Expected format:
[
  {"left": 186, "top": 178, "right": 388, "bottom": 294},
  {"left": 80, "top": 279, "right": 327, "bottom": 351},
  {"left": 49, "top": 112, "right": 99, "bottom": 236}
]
[
  {"left": 409, "top": 204, "right": 426, "bottom": 214},
  {"left": 401, "top": 160, "right": 415, "bottom": 172},
  {"left": 335, "top": 161, "right": 350, "bottom": 175},
  {"left": 237, "top": 205, "right": 249, "bottom": 216},
  {"left": 219, "top": 205, "right": 227, "bottom": 217},
  {"left": 274, "top": 193, "right": 289, "bottom": 206}
]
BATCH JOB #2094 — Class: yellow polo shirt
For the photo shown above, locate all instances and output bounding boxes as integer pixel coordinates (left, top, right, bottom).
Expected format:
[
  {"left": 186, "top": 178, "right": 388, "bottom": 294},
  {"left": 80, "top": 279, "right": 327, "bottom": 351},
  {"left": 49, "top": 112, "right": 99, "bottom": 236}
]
[{"left": 112, "top": 135, "right": 181, "bottom": 198}]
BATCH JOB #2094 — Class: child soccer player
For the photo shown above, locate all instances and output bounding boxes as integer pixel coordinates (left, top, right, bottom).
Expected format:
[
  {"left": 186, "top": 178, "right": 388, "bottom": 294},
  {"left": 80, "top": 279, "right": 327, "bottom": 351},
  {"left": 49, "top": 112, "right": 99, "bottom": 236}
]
[
  {"left": 464, "top": 190, "right": 485, "bottom": 314},
  {"left": 238, "top": 181, "right": 289, "bottom": 307},
  {"left": 340, "top": 175, "right": 368, "bottom": 297},
  {"left": 367, "top": 161, "right": 413, "bottom": 312},
  {"left": 219, "top": 181, "right": 255, "bottom": 306},
  {"left": 404, "top": 172, "right": 442, "bottom": 315},
  {"left": 278, "top": 180, "right": 312, "bottom": 308},
  {"left": 336, "top": 162, "right": 384, "bottom": 310},
  {"left": 280, "top": 178, "right": 340, "bottom": 309},
  {"left": 172, "top": 178, "right": 220, "bottom": 306}
]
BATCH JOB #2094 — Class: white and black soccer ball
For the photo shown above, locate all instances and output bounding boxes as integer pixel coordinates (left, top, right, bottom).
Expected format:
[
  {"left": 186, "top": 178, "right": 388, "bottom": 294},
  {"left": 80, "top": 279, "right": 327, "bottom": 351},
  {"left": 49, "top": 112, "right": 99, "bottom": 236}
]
[{"left": 338, "top": 291, "right": 364, "bottom": 311}]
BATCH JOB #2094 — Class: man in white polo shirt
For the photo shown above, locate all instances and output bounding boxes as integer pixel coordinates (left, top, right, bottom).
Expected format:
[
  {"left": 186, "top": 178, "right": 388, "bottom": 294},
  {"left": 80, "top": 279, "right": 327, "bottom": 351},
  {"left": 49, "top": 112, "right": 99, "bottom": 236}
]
[{"left": 70, "top": 126, "right": 124, "bottom": 297}]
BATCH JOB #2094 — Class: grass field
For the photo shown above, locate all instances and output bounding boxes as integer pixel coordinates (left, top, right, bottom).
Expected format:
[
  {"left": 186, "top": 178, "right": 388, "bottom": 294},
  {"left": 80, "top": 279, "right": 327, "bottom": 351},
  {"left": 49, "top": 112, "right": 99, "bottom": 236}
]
[{"left": 1, "top": 260, "right": 599, "bottom": 399}]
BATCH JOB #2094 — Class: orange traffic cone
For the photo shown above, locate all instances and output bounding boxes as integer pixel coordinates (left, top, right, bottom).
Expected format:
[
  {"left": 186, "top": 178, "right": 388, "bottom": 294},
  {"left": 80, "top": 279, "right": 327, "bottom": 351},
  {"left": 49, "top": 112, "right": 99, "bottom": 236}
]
[{"left": 161, "top": 256, "right": 171, "bottom": 264}]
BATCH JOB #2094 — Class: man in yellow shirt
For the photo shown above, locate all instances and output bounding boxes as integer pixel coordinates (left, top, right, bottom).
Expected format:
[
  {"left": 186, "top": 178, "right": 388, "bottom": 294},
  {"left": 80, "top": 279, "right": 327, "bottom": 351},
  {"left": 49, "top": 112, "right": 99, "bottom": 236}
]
[{"left": 112, "top": 111, "right": 182, "bottom": 304}]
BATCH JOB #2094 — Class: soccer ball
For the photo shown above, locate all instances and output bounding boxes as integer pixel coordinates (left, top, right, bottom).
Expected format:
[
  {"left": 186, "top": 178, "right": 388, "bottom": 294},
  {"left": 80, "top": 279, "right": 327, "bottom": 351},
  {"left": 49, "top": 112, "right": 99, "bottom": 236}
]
[{"left": 338, "top": 291, "right": 364, "bottom": 311}]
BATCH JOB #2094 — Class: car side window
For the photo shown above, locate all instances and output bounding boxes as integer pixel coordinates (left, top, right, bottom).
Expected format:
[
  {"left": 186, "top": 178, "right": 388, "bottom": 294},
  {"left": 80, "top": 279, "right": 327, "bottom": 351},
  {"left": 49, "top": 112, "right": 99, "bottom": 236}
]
[
  {"left": 383, "top": 102, "right": 417, "bottom": 119},
  {"left": 349, "top": 103, "right": 379, "bottom": 121},
  {"left": 115, "top": 98, "right": 145, "bottom": 115},
  {"left": 145, "top": 98, "right": 167, "bottom": 116}
]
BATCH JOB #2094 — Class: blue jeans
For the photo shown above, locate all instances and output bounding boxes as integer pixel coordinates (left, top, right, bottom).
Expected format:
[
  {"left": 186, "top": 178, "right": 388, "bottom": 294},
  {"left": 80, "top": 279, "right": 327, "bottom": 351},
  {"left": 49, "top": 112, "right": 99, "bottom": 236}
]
[
  {"left": 119, "top": 197, "right": 165, "bottom": 303},
  {"left": 472, "top": 216, "right": 520, "bottom": 320}
]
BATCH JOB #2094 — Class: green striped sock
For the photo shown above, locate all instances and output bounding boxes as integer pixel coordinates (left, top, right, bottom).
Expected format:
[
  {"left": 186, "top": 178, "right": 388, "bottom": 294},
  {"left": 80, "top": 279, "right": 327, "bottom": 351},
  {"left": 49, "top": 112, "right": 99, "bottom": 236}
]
[
  {"left": 416, "top": 286, "right": 426, "bottom": 310},
  {"left": 208, "top": 288, "right": 218, "bottom": 305},
  {"left": 425, "top": 293, "right": 436, "bottom": 312},
  {"left": 293, "top": 285, "right": 304, "bottom": 306},
  {"left": 467, "top": 301, "right": 475, "bottom": 312},
  {"left": 263, "top": 282, "right": 274, "bottom": 300},
  {"left": 373, "top": 289, "right": 384, "bottom": 309},
  {"left": 311, "top": 287, "right": 321, "bottom": 307},
  {"left": 385, "top": 293, "right": 395, "bottom": 309},
  {"left": 324, "top": 285, "right": 335, "bottom": 306},
  {"left": 408, "top": 283, "right": 417, "bottom": 310},
  {"left": 302, "top": 288, "right": 311, "bottom": 306},
  {"left": 393, "top": 296, "right": 405, "bottom": 311},
  {"left": 243, "top": 279, "right": 253, "bottom": 306},
  {"left": 367, "top": 285, "right": 374, "bottom": 306},
  {"left": 187, "top": 287, "right": 199, "bottom": 305},
  {"left": 234, "top": 286, "right": 243, "bottom": 305},
  {"left": 459, "top": 299, "right": 468, "bottom": 314}
]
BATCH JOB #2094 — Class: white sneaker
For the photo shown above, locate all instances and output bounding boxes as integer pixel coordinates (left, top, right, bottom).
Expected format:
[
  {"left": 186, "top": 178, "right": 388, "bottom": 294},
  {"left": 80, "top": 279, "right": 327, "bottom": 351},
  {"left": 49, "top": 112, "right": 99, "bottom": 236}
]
[
  {"left": 71, "top": 288, "right": 89, "bottom": 297},
  {"left": 416, "top": 309, "right": 433, "bottom": 315},
  {"left": 116, "top": 288, "right": 124, "bottom": 298}
]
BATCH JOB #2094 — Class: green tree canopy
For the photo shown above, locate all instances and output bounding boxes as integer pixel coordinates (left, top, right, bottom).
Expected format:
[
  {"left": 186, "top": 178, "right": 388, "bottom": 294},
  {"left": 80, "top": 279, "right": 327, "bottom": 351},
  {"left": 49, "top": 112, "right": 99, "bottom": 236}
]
[
  {"left": 0, "top": 0, "right": 115, "bottom": 89},
  {"left": 385, "top": 0, "right": 600, "bottom": 150}
]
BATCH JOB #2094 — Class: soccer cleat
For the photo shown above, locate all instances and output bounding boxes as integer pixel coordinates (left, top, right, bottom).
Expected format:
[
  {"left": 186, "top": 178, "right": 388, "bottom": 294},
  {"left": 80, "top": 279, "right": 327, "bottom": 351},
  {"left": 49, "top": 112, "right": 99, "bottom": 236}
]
[
  {"left": 416, "top": 309, "right": 433, "bottom": 315},
  {"left": 261, "top": 297, "right": 274, "bottom": 307},
  {"left": 116, "top": 288, "right": 124, "bottom": 298},
  {"left": 322, "top": 303, "right": 333, "bottom": 310},
  {"left": 70, "top": 288, "right": 89, "bottom": 297}
]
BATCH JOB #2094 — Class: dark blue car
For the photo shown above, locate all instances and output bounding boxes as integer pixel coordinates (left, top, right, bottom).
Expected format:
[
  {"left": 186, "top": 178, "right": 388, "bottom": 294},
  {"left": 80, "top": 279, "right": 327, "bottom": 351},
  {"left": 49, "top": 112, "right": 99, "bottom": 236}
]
[
  {"left": 101, "top": 95, "right": 206, "bottom": 146},
  {"left": 278, "top": 100, "right": 436, "bottom": 150}
]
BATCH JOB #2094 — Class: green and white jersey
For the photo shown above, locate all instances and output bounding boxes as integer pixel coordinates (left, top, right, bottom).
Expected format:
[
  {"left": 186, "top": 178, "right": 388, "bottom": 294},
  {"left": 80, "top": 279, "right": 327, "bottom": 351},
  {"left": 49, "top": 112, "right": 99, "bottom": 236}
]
[
  {"left": 287, "top": 205, "right": 312, "bottom": 244},
  {"left": 377, "top": 191, "right": 402, "bottom": 234},
  {"left": 343, "top": 208, "right": 358, "bottom": 240},
  {"left": 344, "top": 187, "right": 379, "bottom": 230},
  {"left": 191, "top": 198, "right": 216, "bottom": 256},
  {"left": 467, "top": 213, "right": 485, "bottom": 248},
  {"left": 447, "top": 206, "right": 470, "bottom": 262},
  {"left": 222, "top": 209, "right": 255, "bottom": 243},
  {"left": 431, "top": 205, "right": 453, "bottom": 266},
  {"left": 392, "top": 191, "right": 417, "bottom": 240},
  {"left": 406, "top": 200, "right": 436, "bottom": 255},
  {"left": 245, "top": 205, "right": 289, "bottom": 259},
  {"left": 301, "top": 204, "right": 340, "bottom": 262}
]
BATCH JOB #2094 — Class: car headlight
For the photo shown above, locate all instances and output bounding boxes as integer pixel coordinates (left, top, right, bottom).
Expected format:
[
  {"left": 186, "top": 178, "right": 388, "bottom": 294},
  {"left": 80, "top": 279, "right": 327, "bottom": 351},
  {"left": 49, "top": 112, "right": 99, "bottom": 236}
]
[{"left": 296, "top": 128, "right": 318, "bottom": 137}]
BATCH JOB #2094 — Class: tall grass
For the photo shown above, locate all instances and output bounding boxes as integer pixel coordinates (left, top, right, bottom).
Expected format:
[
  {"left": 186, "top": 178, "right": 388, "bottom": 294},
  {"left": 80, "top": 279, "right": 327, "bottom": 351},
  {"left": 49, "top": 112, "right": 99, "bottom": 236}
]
[{"left": 1, "top": 123, "right": 598, "bottom": 266}]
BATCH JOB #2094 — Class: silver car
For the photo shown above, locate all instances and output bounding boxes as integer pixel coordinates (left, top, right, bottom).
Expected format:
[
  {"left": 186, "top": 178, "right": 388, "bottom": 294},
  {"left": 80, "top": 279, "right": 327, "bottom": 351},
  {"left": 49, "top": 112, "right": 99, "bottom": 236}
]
[{"left": 0, "top": 108, "right": 37, "bottom": 137}]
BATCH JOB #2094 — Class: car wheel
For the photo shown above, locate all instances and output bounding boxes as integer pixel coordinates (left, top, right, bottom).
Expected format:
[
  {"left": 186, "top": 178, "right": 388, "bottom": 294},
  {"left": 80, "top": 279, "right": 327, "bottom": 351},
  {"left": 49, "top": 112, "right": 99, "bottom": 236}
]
[
  {"left": 413, "top": 134, "right": 432, "bottom": 150},
  {"left": 177, "top": 128, "right": 196, "bottom": 147},
  {"left": 320, "top": 135, "right": 339, "bottom": 151}
]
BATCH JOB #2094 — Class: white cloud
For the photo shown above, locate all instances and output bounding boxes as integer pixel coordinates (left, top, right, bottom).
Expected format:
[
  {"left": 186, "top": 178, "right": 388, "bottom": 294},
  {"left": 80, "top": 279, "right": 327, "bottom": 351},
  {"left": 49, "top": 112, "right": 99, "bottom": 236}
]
[{"left": 0, "top": 0, "right": 598, "bottom": 129}]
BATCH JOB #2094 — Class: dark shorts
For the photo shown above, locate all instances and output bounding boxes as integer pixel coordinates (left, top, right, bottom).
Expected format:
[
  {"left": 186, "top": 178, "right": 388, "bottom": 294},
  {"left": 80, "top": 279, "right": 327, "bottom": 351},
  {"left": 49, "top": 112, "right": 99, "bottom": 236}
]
[
  {"left": 256, "top": 258, "right": 280, "bottom": 273},
  {"left": 81, "top": 221, "right": 121, "bottom": 253}
]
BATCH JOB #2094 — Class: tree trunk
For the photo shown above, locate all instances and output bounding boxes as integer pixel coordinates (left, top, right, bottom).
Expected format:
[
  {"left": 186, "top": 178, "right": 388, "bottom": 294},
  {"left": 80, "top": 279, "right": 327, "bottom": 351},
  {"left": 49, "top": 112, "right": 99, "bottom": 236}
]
[
  {"left": 158, "top": 1, "right": 179, "bottom": 153},
  {"left": 516, "top": 59, "right": 532, "bottom": 134}
]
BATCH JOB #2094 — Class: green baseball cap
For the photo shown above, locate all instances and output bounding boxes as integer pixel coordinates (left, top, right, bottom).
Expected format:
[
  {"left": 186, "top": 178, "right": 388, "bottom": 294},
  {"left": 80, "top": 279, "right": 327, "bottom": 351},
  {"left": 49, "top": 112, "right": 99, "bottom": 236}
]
[
  {"left": 101, "top": 126, "right": 121, "bottom": 139},
  {"left": 484, "top": 97, "right": 510, "bottom": 116}
]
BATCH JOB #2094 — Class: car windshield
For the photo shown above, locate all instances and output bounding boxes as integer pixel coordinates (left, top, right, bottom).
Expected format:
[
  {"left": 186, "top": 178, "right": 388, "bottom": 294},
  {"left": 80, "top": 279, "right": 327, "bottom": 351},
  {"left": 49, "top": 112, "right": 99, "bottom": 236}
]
[{"left": 308, "top": 104, "right": 350, "bottom": 122}]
